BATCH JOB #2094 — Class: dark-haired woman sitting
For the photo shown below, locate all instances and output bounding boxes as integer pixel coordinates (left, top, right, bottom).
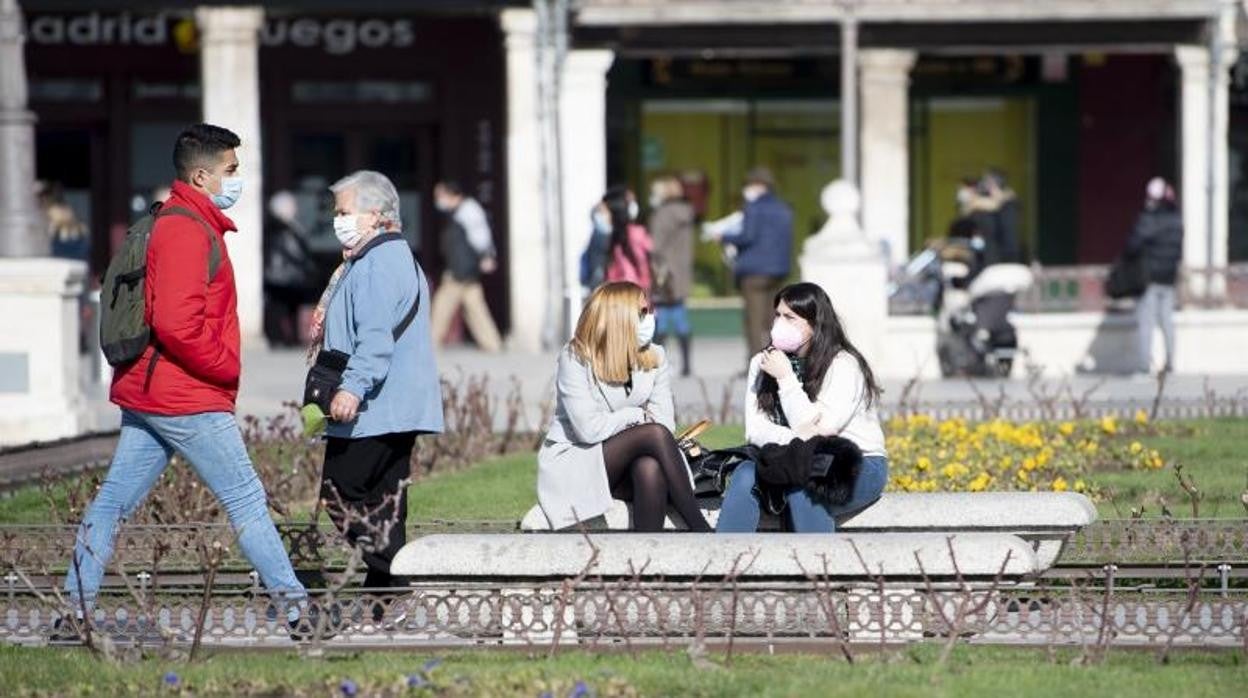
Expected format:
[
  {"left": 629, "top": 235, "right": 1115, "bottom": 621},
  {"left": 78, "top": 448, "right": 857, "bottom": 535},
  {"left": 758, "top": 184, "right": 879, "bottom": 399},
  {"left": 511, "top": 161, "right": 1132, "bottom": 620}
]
[{"left": 716, "top": 282, "right": 889, "bottom": 533}]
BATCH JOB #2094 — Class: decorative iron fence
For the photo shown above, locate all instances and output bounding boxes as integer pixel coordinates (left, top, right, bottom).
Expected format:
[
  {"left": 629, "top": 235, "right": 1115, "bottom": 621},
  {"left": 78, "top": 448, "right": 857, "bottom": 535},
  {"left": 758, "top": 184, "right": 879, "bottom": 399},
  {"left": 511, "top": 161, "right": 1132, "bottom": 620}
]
[
  {"left": 2, "top": 519, "right": 1246, "bottom": 580},
  {"left": 1, "top": 584, "right": 1244, "bottom": 650}
]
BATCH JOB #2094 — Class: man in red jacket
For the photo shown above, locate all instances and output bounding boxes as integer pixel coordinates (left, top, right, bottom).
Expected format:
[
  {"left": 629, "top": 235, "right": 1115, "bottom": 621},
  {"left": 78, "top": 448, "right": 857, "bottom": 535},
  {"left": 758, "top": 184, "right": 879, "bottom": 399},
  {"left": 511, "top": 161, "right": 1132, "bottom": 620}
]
[{"left": 61, "top": 124, "right": 310, "bottom": 636}]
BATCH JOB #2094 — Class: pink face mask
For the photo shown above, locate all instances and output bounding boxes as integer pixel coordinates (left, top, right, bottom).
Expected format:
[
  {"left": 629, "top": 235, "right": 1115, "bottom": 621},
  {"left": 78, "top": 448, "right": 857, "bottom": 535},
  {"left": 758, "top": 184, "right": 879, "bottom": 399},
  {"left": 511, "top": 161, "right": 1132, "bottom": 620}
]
[{"left": 770, "top": 318, "right": 809, "bottom": 354}]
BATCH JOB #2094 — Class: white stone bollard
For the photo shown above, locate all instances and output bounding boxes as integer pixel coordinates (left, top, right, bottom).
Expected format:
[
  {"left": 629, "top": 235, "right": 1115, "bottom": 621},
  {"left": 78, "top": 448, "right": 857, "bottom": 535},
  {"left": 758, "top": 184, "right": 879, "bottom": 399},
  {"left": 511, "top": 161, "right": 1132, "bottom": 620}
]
[
  {"left": 0, "top": 258, "right": 88, "bottom": 445},
  {"left": 799, "top": 180, "right": 888, "bottom": 368}
]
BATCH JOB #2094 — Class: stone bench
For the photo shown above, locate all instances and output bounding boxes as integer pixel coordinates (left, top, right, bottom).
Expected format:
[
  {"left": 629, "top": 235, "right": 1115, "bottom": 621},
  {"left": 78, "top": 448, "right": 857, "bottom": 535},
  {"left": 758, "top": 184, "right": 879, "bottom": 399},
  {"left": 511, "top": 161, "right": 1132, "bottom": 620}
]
[
  {"left": 519, "top": 492, "right": 1098, "bottom": 569},
  {"left": 391, "top": 532, "right": 1041, "bottom": 581}
]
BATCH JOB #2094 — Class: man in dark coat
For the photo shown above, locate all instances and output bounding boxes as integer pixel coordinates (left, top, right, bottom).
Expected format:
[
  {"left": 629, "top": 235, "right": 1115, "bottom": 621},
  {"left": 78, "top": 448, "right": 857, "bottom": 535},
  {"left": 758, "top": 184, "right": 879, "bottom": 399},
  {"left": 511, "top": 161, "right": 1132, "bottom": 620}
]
[
  {"left": 712, "top": 167, "right": 794, "bottom": 359},
  {"left": 1126, "top": 177, "right": 1184, "bottom": 375}
]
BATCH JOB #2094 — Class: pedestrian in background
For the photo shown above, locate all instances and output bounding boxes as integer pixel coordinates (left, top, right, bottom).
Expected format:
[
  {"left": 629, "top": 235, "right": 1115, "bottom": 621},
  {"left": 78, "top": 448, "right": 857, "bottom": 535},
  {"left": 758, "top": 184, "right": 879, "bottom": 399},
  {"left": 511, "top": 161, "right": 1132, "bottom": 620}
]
[
  {"left": 980, "top": 169, "right": 1023, "bottom": 265},
  {"left": 38, "top": 180, "right": 89, "bottom": 263},
  {"left": 1126, "top": 177, "right": 1183, "bottom": 375},
  {"left": 603, "top": 186, "right": 653, "bottom": 293},
  {"left": 318, "top": 170, "right": 444, "bottom": 602},
  {"left": 647, "top": 175, "right": 696, "bottom": 376},
  {"left": 710, "top": 167, "right": 794, "bottom": 359},
  {"left": 429, "top": 180, "right": 503, "bottom": 352},
  {"left": 263, "top": 190, "right": 317, "bottom": 347}
]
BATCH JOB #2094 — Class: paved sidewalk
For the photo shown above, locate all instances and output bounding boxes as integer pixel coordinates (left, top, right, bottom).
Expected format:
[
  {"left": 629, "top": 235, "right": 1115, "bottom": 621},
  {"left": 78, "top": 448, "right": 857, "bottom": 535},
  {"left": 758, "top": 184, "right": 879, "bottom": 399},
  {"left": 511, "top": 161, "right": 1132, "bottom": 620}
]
[{"left": 81, "top": 337, "right": 1248, "bottom": 432}]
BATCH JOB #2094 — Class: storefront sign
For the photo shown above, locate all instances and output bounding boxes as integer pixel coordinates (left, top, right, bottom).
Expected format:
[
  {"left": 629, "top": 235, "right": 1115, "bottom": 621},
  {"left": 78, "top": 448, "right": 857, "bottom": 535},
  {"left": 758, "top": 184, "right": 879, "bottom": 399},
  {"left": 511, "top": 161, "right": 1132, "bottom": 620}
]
[{"left": 27, "top": 12, "right": 416, "bottom": 55}]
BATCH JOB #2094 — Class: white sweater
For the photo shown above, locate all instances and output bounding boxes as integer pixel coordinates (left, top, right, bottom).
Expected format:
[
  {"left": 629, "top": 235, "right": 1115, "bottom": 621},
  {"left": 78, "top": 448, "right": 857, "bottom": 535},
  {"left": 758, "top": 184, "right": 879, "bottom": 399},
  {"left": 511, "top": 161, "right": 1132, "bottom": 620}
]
[{"left": 744, "top": 352, "right": 887, "bottom": 457}]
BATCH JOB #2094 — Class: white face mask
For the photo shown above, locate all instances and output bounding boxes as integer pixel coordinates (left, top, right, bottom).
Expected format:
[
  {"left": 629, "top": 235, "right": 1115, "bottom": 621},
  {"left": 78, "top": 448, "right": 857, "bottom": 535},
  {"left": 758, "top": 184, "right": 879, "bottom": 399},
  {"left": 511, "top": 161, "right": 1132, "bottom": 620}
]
[
  {"left": 333, "top": 214, "right": 363, "bottom": 249},
  {"left": 628, "top": 200, "right": 640, "bottom": 221},
  {"left": 742, "top": 186, "right": 763, "bottom": 204},
  {"left": 636, "top": 312, "right": 656, "bottom": 348}
]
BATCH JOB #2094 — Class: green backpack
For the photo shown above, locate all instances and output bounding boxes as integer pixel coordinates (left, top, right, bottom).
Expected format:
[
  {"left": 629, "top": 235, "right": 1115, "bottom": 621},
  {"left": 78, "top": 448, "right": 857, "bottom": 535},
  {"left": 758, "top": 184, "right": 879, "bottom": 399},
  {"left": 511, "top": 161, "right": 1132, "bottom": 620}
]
[{"left": 100, "top": 204, "right": 222, "bottom": 367}]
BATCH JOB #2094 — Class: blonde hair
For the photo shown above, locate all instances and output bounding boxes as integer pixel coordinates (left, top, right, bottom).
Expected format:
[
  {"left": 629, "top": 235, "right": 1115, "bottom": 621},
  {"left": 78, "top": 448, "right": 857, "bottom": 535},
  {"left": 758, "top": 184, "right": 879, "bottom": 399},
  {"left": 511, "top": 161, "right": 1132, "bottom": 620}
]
[{"left": 571, "top": 282, "right": 660, "bottom": 384}]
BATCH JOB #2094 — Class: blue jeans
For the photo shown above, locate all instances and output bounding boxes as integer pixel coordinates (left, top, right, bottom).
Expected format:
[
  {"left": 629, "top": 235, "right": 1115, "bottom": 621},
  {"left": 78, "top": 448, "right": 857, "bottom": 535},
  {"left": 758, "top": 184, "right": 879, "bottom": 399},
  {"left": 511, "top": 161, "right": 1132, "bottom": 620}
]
[
  {"left": 715, "top": 456, "right": 889, "bottom": 533},
  {"left": 655, "top": 302, "right": 691, "bottom": 337},
  {"left": 65, "top": 410, "right": 306, "bottom": 610}
]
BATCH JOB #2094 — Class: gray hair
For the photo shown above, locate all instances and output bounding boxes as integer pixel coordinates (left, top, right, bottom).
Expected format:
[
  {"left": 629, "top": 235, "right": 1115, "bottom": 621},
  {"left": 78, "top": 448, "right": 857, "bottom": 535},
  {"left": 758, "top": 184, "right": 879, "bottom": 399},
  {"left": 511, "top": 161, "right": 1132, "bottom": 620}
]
[{"left": 329, "top": 170, "right": 401, "bottom": 230}]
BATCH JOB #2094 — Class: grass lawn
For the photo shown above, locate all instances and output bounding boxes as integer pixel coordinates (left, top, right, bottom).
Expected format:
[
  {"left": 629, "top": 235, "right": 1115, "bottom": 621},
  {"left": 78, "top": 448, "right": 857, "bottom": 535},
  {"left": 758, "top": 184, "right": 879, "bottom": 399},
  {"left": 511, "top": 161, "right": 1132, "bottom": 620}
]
[
  {"left": 2, "top": 643, "right": 1245, "bottom": 697},
  {"left": 1099, "top": 418, "right": 1248, "bottom": 518}
]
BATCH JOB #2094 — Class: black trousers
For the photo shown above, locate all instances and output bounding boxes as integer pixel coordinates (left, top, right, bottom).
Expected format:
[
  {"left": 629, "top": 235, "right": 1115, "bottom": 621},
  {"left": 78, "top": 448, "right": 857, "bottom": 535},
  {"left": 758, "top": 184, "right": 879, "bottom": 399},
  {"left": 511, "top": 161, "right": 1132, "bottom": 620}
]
[{"left": 321, "top": 431, "right": 416, "bottom": 589}]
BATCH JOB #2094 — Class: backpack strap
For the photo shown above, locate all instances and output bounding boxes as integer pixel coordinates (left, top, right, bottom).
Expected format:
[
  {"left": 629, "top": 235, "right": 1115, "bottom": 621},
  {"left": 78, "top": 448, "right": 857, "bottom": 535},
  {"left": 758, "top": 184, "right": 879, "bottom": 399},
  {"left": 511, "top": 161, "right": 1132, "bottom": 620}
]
[
  {"left": 142, "top": 205, "right": 224, "bottom": 389},
  {"left": 156, "top": 205, "right": 223, "bottom": 280}
]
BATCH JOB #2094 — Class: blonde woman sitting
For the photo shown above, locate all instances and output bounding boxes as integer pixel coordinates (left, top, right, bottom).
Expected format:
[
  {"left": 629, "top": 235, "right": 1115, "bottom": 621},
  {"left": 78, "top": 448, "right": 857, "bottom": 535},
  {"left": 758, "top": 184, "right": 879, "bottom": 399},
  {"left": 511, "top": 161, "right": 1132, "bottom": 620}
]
[{"left": 536, "top": 282, "right": 712, "bottom": 532}]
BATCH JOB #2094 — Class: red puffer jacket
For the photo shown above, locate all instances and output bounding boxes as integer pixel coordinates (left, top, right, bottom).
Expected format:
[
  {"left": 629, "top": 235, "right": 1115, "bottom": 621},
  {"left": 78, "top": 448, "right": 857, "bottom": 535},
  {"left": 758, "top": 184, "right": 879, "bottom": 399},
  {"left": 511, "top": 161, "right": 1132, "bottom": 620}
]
[{"left": 111, "top": 181, "right": 242, "bottom": 414}]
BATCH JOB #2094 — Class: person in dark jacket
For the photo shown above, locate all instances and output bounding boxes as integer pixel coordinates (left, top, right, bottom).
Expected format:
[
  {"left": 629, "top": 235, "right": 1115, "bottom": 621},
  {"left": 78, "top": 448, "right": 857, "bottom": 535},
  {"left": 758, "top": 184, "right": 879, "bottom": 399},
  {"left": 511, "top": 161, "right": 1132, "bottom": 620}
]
[
  {"left": 1126, "top": 177, "right": 1184, "bottom": 374},
  {"left": 979, "top": 169, "right": 1023, "bottom": 265},
  {"left": 647, "top": 176, "right": 696, "bottom": 375},
  {"left": 263, "top": 191, "right": 317, "bottom": 347},
  {"left": 711, "top": 167, "right": 794, "bottom": 358},
  {"left": 429, "top": 180, "right": 503, "bottom": 352},
  {"left": 62, "top": 123, "right": 307, "bottom": 636}
]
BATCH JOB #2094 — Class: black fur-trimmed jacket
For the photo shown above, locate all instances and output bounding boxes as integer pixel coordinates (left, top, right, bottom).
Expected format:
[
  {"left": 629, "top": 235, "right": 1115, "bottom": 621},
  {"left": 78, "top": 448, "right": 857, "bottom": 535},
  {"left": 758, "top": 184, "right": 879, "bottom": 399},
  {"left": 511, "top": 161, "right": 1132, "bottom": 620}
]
[{"left": 753, "top": 436, "right": 863, "bottom": 508}]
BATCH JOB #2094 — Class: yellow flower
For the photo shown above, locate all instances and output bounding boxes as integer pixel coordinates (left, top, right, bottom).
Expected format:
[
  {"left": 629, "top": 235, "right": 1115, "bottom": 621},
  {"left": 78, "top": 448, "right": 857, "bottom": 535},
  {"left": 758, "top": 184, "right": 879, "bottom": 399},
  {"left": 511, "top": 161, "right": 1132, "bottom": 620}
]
[
  {"left": 1134, "top": 409, "right": 1149, "bottom": 425},
  {"left": 941, "top": 462, "right": 970, "bottom": 480},
  {"left": 969, "top": 472, "right": 992, "bottom": 492},
  {"left": 1129, "top": 441, "right": 1143, "bottom": 455},
  {"left": 1022, "top": 457, "right": 1038, "bottom": 472},
  {"left": 1058, "top": 422, "right": 1076, "bottom": 437},
  {"left": 1099, "top": 416, "right": 1118, "bottom": 435},
  {"left": 915, "top": 456, "right": 932, "bottom": 472},
  {"left": 1074, "top": 479, "right": 1087, "bottom": 493},
  {"left": 1016, "top": 469, "right": 1030, "bottom": 484},
  {"left": 1051, "top": 477, "right": 1069, "bottom": 492}
]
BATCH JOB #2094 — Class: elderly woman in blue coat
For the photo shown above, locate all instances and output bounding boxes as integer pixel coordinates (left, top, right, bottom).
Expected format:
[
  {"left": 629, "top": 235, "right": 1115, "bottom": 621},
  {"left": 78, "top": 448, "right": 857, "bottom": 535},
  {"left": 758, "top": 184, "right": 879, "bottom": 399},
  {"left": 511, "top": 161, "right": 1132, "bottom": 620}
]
[{"left": 319, "top": 170, "right": 445, "bottom": 592}]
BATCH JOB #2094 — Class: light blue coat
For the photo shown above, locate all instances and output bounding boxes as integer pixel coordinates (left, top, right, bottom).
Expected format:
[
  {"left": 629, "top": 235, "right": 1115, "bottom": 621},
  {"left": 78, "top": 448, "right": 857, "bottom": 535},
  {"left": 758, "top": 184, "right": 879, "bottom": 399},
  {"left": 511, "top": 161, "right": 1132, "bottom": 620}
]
[{"left": 322, "top": 233, "right": 444, "bottom": 439}]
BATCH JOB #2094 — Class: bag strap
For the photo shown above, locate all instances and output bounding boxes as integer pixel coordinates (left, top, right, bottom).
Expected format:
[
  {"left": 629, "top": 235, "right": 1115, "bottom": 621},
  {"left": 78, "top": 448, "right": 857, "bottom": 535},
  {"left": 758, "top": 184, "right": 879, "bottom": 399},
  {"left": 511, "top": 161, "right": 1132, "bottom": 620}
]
[
  {"left": 141, "top": 204, "right": 223, "bottom": 388},
  {"left": 155, "top": 205, "right": 223, "bottom": 280},
  {"left": 392, "top": 262, "right": 423, "bottom": 342},
  {"left": 329, "top": 234, "right": 424, "bottom": 342}
]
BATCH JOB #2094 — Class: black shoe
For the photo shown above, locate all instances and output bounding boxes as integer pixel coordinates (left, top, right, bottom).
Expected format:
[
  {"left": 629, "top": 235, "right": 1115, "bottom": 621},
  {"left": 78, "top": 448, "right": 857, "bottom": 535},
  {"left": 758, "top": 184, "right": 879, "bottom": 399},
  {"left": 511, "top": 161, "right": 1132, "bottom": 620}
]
[
  {"left": 288, "top": 601, "right": 346, "bottom": 642},
  {"left": 48, "top": 617, "right": 86, "bottom": 644}
]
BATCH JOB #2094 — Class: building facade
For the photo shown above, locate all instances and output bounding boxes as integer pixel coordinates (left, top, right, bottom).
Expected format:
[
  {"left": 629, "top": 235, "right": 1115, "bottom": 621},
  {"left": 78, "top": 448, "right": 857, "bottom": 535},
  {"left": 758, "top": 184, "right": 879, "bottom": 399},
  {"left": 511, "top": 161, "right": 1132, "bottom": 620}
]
[{"left": 4, "top": 0, "right": 1247, "bottom": 357}]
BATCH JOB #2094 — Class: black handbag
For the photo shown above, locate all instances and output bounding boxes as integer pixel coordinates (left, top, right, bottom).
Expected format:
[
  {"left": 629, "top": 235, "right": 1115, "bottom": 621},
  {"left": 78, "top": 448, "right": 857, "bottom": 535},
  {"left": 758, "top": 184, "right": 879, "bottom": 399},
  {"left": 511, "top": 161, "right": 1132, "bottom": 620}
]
[
  {"left": 303, "top": 256, "right": 423, "bottom": 413},
  {"left": 1105, "top": 251, "right": 1149, "bottom": 300},
  {"left": 676, "top": 420, "right": 756, "bottom": 497}
]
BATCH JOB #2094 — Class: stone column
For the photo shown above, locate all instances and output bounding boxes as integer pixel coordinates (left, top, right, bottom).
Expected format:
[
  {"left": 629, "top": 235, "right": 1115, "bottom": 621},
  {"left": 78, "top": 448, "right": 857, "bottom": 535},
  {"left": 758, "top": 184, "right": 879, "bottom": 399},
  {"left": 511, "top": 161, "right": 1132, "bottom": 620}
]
[
  {"left": 800, "top": 181, "right": 887, "bottom": 368},
  {"left": 559, "top": 49, "right": 614, "bottom": 323},
  {"left": 502, "top": 9, "right": 546, "bottom": 353},
  {"left": 0, "top": 0, "right": 45, "bottom": 258},
  {"left": 859, "top": 49, "right": 916, "bottom": 269},
  {"left": 1175, "top": 41, "right": 1237, "bottom": 301},
  {"left": 196, "top": 7, "right": 264, "bottom": 342},
  {"left": 1175, "top": 46, "right": 1210, "bottom": 298}
]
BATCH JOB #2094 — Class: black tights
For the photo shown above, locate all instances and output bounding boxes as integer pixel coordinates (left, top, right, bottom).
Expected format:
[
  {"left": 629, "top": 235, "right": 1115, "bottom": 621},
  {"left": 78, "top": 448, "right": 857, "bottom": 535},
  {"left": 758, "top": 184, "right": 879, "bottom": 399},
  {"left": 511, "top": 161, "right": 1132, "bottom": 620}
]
[{"left": 603, "top": 423, "right": 712, "bottom": 532}]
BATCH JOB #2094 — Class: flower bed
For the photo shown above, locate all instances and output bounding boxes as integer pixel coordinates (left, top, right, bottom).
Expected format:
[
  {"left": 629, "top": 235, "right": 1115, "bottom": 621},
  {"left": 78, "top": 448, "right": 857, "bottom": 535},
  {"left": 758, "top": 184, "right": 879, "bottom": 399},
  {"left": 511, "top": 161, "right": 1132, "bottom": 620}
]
[{"left": 884, "top": 411, "right": 1170, "bottom": 496}]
